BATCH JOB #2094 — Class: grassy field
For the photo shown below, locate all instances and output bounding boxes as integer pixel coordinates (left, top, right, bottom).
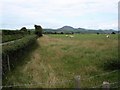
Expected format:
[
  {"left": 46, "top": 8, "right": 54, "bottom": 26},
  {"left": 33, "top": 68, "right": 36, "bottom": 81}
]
[{"left": 3, "top": 34, "right": 119, "bottom": 88}]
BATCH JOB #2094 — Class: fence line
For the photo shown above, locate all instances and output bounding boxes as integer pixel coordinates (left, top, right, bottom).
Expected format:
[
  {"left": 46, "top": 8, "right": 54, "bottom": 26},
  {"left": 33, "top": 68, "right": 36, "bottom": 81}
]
[
  {"left": 1, "top": 79, "right": 72, "bottom": 88},
  {"left": 7, "top": 55, "right": 11, "bottom": 71},
  {"left": 1, "top": 38, "right": 22, "bottom": 46},
  {"left": 92, "top": 81, "right": 120, "bottom": 88},
  {"left": 82, "top": 70, "right": 119, "bottom": 80},
  {"left": 1, "top": 70, "right": 119, "bottom": 88},
  {"left": 1, "top": 81, "right": 119, "bottom": 88}
]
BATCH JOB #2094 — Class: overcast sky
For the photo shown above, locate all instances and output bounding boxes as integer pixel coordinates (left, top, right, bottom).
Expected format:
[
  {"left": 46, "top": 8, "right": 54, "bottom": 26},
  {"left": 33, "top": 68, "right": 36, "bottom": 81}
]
[{"left": 0, "top": 0, "right": 119, "bottom": 30}]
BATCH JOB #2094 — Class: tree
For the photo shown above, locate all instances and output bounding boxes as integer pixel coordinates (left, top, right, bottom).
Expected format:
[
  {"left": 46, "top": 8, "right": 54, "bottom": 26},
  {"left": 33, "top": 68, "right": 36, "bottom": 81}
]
[
  {"left": 97, "top": 32, "right": 99, "bottom": 35},
  {"left": 20, "top": 27, "right": 27, "bottom": 32},
  {"left": 111, "top": 32, "right": 116, "bottom": 34},
  {"left": 61, "top": 32, "right": 64, "bottom": 34},
  {"left": 71, "top": 32, "right": 74, "bottom": 34},
  {"left": 34, "top": 25, "right": 43, "bottom": 37},
  {"left": 28, "top": 31, "right": 31, "bottom": 34}
]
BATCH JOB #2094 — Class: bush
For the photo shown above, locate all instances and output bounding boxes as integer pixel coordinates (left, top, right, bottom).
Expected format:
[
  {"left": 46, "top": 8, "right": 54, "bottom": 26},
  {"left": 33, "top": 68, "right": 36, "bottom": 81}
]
[
  {"left": 2, "top": 30, "right": 24, "bottom": 35},
  {"left": 2, "top": 35, "right": 37, "bottom": 76},
  {"left": 2, "top": 34, "right": 24, "bottom": 43},
  {"left": 20, "top": 27, "right": 27, "bottom": 32},
  {"left": 34, "top": 25, "right": 43, "bottom": 37},
  {"left": 111, "top": 32, "right": 116, "bottom": 34},
  {"left": 2, "top": 30, "right": 31, "bottom": 43}
]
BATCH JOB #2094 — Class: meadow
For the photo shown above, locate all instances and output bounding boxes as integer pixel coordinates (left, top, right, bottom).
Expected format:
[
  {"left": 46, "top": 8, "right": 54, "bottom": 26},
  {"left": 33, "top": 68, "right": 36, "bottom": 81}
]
[{"left": 3, "top": 34, "right": 119, "bottom": 88}]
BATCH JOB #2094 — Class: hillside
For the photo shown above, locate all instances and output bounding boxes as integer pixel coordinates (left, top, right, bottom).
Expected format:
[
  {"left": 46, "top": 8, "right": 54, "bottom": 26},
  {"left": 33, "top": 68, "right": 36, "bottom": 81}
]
[
  {"left": 58, "top": 26, "right": 75, "bottom": 30},
  {"left": 43, "top": 26, "right": 118, "bottom": 34}
]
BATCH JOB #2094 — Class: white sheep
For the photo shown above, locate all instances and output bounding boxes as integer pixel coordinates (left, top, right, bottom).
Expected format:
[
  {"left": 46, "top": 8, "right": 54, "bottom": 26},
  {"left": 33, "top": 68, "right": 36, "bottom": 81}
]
[
  {"left": 66, "top": 35, "right": 68, "bottom": 37},
  {"left": 106, "top": 35, "right": 110, "bottom": 38},
  {"left": 69, "top": 35, "right": 74, "bottom": 38}
]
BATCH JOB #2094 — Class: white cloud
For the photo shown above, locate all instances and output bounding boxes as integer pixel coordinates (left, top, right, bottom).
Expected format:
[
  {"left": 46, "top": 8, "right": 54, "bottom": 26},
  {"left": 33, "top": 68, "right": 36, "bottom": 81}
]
[
  {"left": 0, "top": 0, "right": 119, "bottom": 29},
  {"left": 98, "top": 21, "right": 118, "bottom": 30}
]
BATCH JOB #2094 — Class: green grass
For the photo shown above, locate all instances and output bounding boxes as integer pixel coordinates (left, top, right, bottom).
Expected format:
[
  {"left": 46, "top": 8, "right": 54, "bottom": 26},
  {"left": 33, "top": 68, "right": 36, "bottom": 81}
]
[{"left": 3, "top": 34, "right": 119, "bottom": 88}]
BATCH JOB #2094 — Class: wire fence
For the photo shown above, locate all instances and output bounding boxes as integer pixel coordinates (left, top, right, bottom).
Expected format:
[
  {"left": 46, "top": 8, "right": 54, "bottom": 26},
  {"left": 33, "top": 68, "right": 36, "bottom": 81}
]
[
  {"left": 81, "top": 70, "right": 119, "bottom": 80},
  {"left": 92, "top": 81, "right": 120, "bottom": 88},
  {"left": 1, "top": 70, "right": 119, "bottom": 88}
]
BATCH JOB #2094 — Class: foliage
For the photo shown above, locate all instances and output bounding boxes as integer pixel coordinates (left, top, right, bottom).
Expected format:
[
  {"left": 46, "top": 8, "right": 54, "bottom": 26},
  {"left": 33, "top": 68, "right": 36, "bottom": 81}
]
[
  {"left": 2, "top": 30, "right": 25, "bottom": 35},
  {"left": 2, "top": 35, "right": 37, "bottom": 76},
  {"left": 111, "top": 32, "right": 116, "bottom": 34},
  {"left": 34, "top": 25, "right": 43, "bottom": 37},
  {"left": 20, "top": 27, "right": 27, "bottom": 32},
  {"left": 2, "top": 34, "right": 24, "bottom": 43},
  {"left": 2, "top": 30, "right": 32, "bottom": 43}
]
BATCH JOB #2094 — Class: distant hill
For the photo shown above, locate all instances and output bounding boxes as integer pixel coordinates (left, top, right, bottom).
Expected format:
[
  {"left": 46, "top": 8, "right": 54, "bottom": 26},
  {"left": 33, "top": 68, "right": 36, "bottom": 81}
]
[
  {"left": 43, "top": 26, "right": 118, "bottom": 34},
  {"left": 58, "top": 26, "right": 75, "bottom": 30}
]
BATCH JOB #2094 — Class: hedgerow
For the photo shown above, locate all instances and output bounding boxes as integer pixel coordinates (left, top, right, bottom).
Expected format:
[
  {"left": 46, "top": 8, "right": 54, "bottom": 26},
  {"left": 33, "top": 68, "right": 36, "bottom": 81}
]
[
  {"left": 2, "top": 35, "right": 37, "bottom": 76},
  {"left": 2, "top": 30, "right": 28, "bottom": 35},
  {"left": 2, "top": 30, "right": 31, "bottom": 43}
]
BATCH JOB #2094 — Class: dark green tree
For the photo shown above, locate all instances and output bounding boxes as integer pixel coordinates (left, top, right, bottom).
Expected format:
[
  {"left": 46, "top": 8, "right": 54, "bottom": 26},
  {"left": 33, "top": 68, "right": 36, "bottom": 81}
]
[
  {"left": 61, "top": 32, "right": 64, "bottom": 34},
  {"left": 111, "top": 32, "right": 116, "bottom": 34},
  {"left": 34, "top": 25, "right": 43, "bottom": 37},
  {"left": 71, "top": 32, "right": 74, "bottom": 34},
  {"left": 20, "top": 27, "right": 27, "bottom": 32},
  {"left": 28, "top": 31, "right": 31, "bottom": 34},
  {"left": 97, "top": 32, "right": 99, "bottom": 35}
]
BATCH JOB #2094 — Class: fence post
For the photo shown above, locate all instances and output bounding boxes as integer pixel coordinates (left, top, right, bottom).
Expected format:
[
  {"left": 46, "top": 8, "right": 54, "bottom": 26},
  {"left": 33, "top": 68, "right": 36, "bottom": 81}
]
[
  {"left": 74, "top": 75, "right": 80, "bottom": 90},
  {"left": 7, "top": 55, "right": 11, "bottom": 71},
  {"left": 102, "top": 81, "right": 110, "bottom": 90},
  {"left": 0, "top": 86, "right": 2, "bottom": 90}
]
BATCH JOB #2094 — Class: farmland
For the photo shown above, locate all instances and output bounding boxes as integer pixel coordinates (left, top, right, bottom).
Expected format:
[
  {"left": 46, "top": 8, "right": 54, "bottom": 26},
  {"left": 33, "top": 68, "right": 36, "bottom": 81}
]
[{"left": 3, "top": 34, "right": 120, "bottom": 88}]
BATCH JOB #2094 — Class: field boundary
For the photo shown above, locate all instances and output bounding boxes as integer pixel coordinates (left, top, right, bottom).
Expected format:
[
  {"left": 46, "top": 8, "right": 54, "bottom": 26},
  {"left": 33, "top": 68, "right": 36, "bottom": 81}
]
[
  {"left": 1, "top": 37, "right": 24, "bottom": 46},
  {"left": 1, "top": 70, "right": 119, "bottom": 88}
]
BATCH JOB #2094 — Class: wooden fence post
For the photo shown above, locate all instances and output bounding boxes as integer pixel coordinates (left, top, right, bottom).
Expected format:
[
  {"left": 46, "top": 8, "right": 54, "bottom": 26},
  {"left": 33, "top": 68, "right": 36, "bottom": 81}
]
[
  {"left": 74, "top": 75, "right": 80, "bottom": 90},
  {"left": 102, "top": 81, "right": 110, "bottom": 90},
  {"left": 0, "top": 86, "right": 2, "bottom": 90},
  {"left": 7, "top": 55, "right": 11, "bottom": 71}
]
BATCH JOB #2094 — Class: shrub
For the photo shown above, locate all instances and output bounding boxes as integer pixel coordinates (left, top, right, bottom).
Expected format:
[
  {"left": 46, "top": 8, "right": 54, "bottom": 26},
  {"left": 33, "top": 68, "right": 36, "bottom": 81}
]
[
  {"left": 20, "top": 27, "right": 27, "bottom": 32},
  {"left": 111, "top": 32, "right": 116, "bottom": 34},
  {"left": 2, "top": 30, "right": 24, "bottom": 35},
  {"left": 2, "top": 35, "right": 37, "bottom": 76},
  {"left": 2, "top": 30, "right": 31, "bottom": 43},
  {"left": 34, "top": 25, "right": 43, "bottom": 37}
]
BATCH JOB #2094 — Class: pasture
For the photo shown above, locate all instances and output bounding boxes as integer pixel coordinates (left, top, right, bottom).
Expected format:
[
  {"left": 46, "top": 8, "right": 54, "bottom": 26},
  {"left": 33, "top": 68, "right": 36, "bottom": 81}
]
[{"left": 3, "top": 34, "right": 119, "bottom": 88}]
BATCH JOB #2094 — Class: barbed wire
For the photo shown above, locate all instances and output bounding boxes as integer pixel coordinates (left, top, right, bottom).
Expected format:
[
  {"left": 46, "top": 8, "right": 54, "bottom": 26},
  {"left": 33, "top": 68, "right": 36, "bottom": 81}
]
[
  {"left": 1, "top": 70, "right": 119, "bottom": 88},
  {"left": 113, "top": 85, "right": 120, "bottom": 88},
  {"left": 1, "top": 79, "right": 72, "bottom": 88},
  {"left": 2, "top": 82, "right": 45, "bottom": 88},
  {"left": 82, "top": 70, "right": 119, "bottom": 80},
  {"left": 92, "top": 81, "right": 120, "bottom": 88},
  {"left": 1, "top": 81, "right": 119, "bottom": 88}
]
